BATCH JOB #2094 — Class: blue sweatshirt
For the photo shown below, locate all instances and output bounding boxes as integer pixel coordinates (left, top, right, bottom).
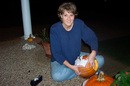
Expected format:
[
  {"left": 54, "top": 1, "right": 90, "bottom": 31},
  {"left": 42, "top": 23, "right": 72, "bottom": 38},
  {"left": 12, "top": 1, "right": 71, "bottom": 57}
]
[{"left": 50, "top": 18, "right": 98, "bottom": 65}]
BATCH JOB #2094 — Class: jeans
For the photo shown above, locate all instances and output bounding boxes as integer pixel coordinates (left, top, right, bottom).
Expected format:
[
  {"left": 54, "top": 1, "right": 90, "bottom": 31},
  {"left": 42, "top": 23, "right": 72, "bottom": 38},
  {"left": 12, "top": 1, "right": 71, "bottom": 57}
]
[{"left": 50, "top": 52, "right": 104, "bottom": 82}]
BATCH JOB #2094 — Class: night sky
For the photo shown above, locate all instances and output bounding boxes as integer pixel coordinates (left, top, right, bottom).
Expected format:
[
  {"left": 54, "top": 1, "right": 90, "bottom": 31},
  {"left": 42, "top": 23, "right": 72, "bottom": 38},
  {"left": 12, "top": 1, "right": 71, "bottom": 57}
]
[{"left": 0, "top": 0, "right": 129, "bottom": 28}]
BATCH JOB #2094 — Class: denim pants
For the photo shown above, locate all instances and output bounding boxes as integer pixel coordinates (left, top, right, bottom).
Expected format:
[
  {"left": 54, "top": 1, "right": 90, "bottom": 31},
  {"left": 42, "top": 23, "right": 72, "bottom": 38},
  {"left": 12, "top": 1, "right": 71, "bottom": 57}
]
[{"left": 50, "top": 52, "right": 104, "bottom": 82}]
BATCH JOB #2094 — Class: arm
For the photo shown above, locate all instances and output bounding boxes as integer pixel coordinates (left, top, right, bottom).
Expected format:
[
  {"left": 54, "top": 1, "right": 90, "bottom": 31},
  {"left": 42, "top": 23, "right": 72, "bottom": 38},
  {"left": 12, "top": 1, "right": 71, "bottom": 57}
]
[
  {"left": 51, "top": 27, "right": 80, "bottom": 75},
  {"left": 63, "top": 60, "right": 80, "bottom": 75},
  {"left": 81, "top": 24, "right": 98, "bottom": 53},
  {"left": 50, "top": 27, "right": 66, "bottom": 64},
  {"left": 81, "top": 23, "right": 98, "bottom": 66},
  {"left": 88, "top": 50, "right": 97, "bottom": 66}
]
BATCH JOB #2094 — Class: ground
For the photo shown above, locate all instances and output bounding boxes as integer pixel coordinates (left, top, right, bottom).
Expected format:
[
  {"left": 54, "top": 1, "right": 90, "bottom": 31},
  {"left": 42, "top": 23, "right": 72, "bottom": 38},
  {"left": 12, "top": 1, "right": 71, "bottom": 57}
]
[{"left": 0, "top": 13, "right": 130, "bottom": 86}]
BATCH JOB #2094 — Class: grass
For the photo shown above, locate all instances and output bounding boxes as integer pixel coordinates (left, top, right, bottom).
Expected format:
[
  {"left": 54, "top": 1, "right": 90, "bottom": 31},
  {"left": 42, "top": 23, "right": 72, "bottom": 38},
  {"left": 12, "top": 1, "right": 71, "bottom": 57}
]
[{"left": 99, "top": 36, "right": 130, "bottom": 66}]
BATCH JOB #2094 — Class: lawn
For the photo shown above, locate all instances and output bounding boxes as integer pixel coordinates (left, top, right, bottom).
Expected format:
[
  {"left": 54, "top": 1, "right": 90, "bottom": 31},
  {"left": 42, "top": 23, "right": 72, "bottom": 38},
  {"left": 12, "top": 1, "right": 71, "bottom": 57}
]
[{"left": 99, "top": 36, "right": 130, "bottom": 66}]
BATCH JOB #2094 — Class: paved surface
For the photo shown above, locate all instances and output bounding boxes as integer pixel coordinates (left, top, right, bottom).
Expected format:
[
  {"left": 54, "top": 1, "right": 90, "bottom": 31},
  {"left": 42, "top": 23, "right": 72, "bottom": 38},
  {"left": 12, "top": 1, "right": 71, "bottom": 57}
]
[
  {"left": 0, "top": 37, "right": 130, "bottom": 86},
  {"left": 0, "top": 38, "right": 85, "bottom": 86},
  {"left": 0, "top": 13, "right": 130, "bottom": 86}
]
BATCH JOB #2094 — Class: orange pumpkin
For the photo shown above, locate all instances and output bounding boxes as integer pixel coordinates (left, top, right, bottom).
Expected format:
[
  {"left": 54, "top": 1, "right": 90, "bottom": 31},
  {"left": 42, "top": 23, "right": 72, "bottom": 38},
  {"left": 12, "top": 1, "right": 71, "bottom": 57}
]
[
  {"left": 83, "top": 71, "right": 114, "bottom": 86},
  {"left": 78, "top": 55, "right": 98, "bottom": 78}
]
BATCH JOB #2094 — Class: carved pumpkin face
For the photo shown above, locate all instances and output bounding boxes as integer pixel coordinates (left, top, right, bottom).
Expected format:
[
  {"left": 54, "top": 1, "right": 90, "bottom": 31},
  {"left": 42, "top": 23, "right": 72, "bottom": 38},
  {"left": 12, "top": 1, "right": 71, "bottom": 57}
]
[{"left": 75, "top": 55, "right": 98, "bottom": 78}]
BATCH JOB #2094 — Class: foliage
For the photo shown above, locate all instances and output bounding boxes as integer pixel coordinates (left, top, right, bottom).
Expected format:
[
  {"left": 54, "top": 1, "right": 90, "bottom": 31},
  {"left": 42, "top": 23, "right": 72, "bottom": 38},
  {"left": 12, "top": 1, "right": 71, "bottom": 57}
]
[
  {"left": 38, "top": 28, "right": 50, "bottom": 42},
  {"left": 111, "top": 71, "right": 130, "bottom": 86}
]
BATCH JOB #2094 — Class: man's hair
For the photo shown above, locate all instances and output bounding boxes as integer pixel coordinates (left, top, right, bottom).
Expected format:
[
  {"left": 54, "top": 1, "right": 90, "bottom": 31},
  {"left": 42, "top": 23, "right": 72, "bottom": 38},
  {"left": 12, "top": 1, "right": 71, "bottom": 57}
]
[{"left": 57, "top": 2, "right": 78, "bottom": 18}]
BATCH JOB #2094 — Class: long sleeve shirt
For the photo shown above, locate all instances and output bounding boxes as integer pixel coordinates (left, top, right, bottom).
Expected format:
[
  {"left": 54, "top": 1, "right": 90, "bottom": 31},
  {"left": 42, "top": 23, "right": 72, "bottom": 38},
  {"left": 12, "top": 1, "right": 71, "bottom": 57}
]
[{"left": 50, "top": 18, "right": 98, "bottom": 65}]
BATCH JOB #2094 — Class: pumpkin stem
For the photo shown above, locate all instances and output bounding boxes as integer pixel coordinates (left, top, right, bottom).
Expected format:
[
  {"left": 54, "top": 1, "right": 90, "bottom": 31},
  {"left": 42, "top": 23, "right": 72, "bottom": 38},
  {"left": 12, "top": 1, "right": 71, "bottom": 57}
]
[{"left": 97, "top": 71, "right": 105, "bottom": 82}]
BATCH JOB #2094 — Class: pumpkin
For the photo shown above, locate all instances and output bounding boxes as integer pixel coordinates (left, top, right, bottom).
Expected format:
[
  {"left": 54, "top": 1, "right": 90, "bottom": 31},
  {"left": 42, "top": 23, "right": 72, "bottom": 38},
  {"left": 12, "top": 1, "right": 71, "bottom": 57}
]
[
  {"left": 27, "top": 34, "right": 33, "bottom": 42},
  {"left": 75, "top": 55, "right": 98, "bottom": 78},
  {"left": 83, "top": 71, "right": 114, "bottom": 86}
]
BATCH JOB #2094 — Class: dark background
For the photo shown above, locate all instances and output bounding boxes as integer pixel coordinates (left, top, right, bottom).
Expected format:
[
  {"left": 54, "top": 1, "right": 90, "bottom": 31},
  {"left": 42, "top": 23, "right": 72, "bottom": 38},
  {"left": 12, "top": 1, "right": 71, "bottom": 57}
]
[
  {"left": 0, "top": 0, "right": 129, "bottom": 27},
  {"left": 0, "top": 0, "right": 129, "bottom": 41}
]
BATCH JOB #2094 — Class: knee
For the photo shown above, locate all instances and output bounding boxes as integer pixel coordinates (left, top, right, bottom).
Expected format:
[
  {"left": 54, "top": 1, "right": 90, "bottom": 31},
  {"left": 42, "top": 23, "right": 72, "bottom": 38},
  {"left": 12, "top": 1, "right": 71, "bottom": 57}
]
[
  {"left": 96, "top": 55, "right": 105, "bottom": 68},
  {"left": 51, "top": 73, "right": 64, "bottom": 82}
]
